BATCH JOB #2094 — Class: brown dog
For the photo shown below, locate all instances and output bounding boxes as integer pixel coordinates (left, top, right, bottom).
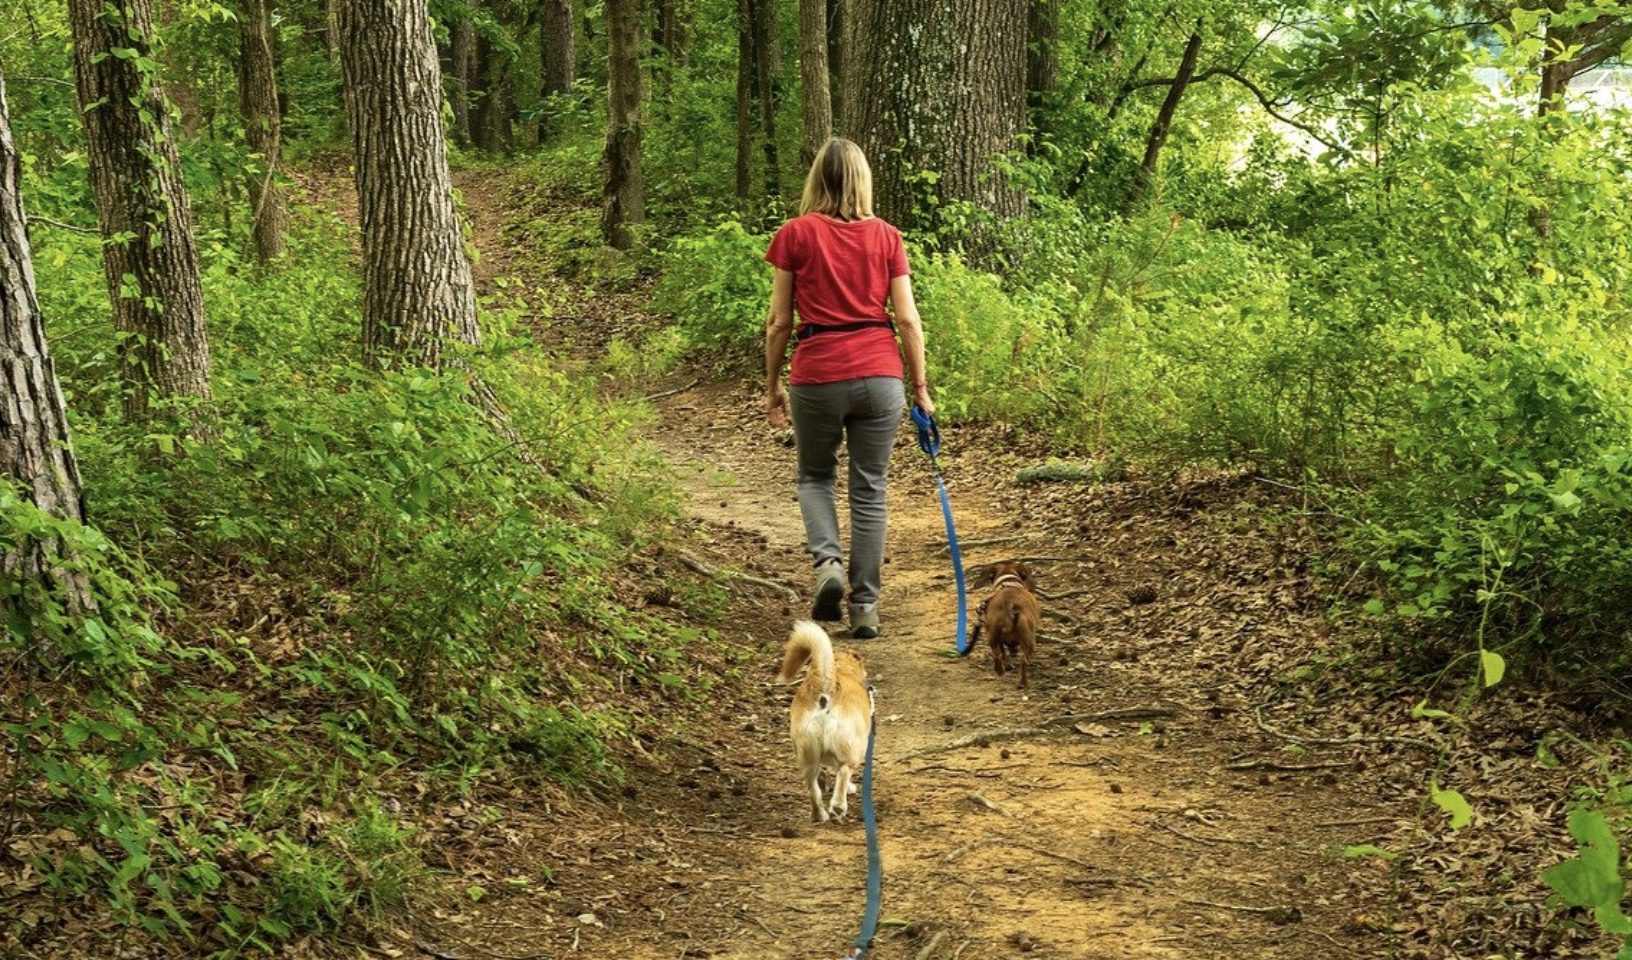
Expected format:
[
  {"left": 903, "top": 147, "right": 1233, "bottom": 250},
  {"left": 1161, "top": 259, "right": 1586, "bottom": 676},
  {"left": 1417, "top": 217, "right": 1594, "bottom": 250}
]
[
  {"left": 779, "top": 620, "right": 872, "bottom": 823},
  {"left": 972, "top": 562, "right": 1041, "bottom": 688}
]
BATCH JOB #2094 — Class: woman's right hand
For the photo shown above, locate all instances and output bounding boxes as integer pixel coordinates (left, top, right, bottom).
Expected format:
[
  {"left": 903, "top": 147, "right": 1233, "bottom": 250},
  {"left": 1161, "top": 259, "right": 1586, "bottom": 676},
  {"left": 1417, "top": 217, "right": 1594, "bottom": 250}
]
[
  {"left": 767, "top": 382, "right": 791, "bottom": 427},
  {"left": 913, "top": 382, "right": 935, "bottom": 419}
]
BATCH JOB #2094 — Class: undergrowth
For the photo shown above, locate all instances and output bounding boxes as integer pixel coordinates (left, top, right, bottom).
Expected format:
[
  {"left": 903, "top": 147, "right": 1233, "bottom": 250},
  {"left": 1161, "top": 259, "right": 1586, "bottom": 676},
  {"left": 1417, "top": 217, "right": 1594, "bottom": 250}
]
[{"left": 3, "top": 185, "right": 701, "bottom": 954}]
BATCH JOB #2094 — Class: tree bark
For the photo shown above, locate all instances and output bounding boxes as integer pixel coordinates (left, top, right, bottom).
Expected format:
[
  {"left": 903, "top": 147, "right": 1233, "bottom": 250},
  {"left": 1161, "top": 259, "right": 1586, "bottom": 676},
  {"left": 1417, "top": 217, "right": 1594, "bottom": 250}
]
[
  {"left": 450, "top": 14, "right": 475, "bottom": 147},
  {"left": 735, "top": 0, "right": 753, "bottom": 204},
  {"left": 800, "top": 0, "right": 832, "bottom": 169},
  {"left": 339, "top": 0, "right": 481, "bottom": 366},
  {"left": 753, "top": 0, "right": 779, "bottom": 199},
  {"left": 601, "top": 0, "right": 645, "bottom": 248},
  {"left": 472, "top": 28, "right": 516, "bottom": 154},
  {"left": 841, "top": 0, "right": 1029, "bottom": 231},
  {"left": 239, "top": 0, "right": 287, "bottom": 264},
  {"left": 68, "top": 0, "right": 214, "bottom": 428},
  {"left": 827, "top": 0, "right": 842, "bottom": 111},
  {"left": 1026, "top": 0, "right": 1059, "bottom": 112},
  {"left": 1, "top": 72, "right": 94, "bottom": 617},
  {"left": 541, "top": 0, "right": 576, "bottom": 102},
  {"left": 1129, "top": 24, "right": 1201, "bottom": 207}
]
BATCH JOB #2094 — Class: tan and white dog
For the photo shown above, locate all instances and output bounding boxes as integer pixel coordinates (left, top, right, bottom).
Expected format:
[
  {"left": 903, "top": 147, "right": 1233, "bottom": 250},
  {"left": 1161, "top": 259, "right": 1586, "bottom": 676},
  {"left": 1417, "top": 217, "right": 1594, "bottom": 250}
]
[{"left": 778, "top": 620, "right": 872, "bottom": 823}]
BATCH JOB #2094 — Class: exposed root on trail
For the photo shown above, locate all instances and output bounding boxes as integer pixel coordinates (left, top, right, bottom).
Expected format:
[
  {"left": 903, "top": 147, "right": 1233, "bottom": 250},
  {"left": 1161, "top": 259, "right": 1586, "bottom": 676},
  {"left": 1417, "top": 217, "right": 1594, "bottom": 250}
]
[{"left": 673, "top": 547, "right": 799, "bottom": 604}]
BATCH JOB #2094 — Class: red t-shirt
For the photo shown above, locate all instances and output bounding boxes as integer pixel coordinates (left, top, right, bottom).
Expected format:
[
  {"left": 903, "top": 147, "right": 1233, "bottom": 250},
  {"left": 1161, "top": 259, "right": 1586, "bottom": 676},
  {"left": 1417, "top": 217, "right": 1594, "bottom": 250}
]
[{"left": 764, "top": 213, "right": 910, "bottom": 386}]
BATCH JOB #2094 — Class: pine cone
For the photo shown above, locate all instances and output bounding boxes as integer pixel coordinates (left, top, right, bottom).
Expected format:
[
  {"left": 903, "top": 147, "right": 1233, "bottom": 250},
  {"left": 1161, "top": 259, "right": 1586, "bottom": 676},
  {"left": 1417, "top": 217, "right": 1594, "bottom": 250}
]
[{"left": 1126, "top": 585, "right": 1158, "bottom": 605}]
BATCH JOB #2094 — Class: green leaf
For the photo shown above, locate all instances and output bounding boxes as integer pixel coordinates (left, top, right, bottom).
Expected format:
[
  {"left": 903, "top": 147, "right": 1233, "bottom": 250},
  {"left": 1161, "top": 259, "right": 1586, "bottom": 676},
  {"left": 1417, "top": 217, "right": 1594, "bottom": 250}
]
[
  {"left": 1343, "top": 844, "right": 1398, "bottom": 860},
  {"left": 1411, "top": 699, "right": 1450, "bottom": 720},
  {"left": 1430, "top": 781, "right": 1472, "bottom": 829},
  {"left": 466, "top": 885, "right": 485, "bottom": 902},
  {"left": 1544, "top": 809, "right": 1625, "bottom": 914},
  {"left": 1480, "top": 649, "right": 1506, "bottom": 688},
  {"left": 1363, "top": 599, "right": 1386, "bottom": 616}
]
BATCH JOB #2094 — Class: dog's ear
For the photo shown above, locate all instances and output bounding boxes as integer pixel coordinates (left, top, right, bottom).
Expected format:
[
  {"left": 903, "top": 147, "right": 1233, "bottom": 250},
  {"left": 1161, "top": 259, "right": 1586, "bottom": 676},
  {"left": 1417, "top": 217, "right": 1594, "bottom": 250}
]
[
  {"left": 1017, "top": 563, "right": 1036, "bottom": 590},
  {"left": 973, "top": 563, "right": 995, "bottom": 587}
]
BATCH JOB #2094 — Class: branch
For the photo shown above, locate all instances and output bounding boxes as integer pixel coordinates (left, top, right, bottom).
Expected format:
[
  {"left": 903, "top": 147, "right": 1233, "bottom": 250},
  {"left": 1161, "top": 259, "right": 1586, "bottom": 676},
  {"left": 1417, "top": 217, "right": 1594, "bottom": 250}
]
[
  {"left": 1208, "top": 68, "right": 1346, "bottom": 154},
  {"left": 26, "top": 214, "right": 98, "bottom": 235}
]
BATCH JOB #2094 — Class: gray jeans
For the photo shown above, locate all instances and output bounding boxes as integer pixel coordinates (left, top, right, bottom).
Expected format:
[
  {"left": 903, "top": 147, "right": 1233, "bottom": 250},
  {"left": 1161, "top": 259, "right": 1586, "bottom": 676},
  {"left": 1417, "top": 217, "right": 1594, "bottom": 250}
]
[{"left": 789, "top": 377, "right": 906, "bottom": 607}]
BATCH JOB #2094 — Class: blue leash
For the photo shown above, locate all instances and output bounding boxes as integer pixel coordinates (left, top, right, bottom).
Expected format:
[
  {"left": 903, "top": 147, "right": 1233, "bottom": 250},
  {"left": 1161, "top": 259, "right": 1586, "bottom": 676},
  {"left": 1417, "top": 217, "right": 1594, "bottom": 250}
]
[
  {"left": 843, "top": 687, "right": 882, "bottom": 959},
  {"left": 911, "top": 407, "right": 971, "bottom": 656}
]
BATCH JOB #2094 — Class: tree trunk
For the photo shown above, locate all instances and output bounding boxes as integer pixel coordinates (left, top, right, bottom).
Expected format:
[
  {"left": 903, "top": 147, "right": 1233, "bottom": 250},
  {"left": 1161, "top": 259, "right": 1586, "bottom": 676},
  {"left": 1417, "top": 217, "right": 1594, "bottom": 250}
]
[
  {"left": 1129, "top": 24, "right": 1201, "bottom": 208},
  {"left": 800, "top": 0, "right": 832, "bottom": 169},
  {"left": 339, "top": 0, "right": 481, "bottom": 366},
  {"left": 735, "top": 0, "right": 753, "bottom": 204},
  {"left": 840, "top": 0, "right": 1028, "bottom": 231},
  {"left": 827, "top": 0, "right": 842, "bottom": 111},
  {"left": 659, "top": 0, "right": 691, "bottom": 67},
  {"left": 450, "top": 15, "right": 475, "bottom": 147},
  {"left": 1026, "top": 0, "right": 1059, "bottom": 112},
  {"left": 1, "top": 72, "right": 94, "bottom": 617},
  {"left": 239, "top": 0, "right": 288, "bottom": 264},
  {"left": 541, "top": 0, "right": 576, "bottom": 111},
  {"left": 753, "top": 0, "right": 779, "bottom": 199},
  {"left": 601, "top": 0, "right": 645, "bottom": 248},
  {"left": 68, "top": 0, "right": 214, "bottom": 428},
  {"left": 472, "top": 30, "right": 516, "bottom": 154}
]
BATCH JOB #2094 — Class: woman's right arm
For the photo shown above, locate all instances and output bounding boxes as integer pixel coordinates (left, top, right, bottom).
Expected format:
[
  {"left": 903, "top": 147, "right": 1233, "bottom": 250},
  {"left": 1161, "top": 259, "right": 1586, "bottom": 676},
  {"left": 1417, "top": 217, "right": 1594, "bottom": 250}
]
[
  {"left": 890, "top": 274, "right": 934, "bottom": 417},
  {"left": 765, "top": 268, "right": 796, "bottom": 427}
]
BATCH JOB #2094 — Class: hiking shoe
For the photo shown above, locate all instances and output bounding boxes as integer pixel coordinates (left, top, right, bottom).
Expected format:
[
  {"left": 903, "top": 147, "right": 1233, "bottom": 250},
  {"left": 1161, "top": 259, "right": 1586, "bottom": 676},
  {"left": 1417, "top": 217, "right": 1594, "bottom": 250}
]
[
  {"left": 849, "top": 603, "right": 879, "bottom": 640},
  {"left": 811, "top": 560, "right": 845, "bottom": 621}
]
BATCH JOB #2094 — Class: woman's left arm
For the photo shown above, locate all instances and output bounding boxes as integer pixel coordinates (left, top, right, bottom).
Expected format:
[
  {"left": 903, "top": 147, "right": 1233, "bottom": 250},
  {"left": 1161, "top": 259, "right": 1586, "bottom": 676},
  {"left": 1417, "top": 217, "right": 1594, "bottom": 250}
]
[{"left": 890, "top": 274, "right": 934, "bottom": 417}]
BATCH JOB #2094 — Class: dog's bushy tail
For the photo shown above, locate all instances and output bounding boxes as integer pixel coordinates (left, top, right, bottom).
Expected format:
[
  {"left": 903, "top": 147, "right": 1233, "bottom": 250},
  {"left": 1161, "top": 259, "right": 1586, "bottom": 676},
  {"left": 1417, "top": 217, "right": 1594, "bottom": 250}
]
[{"left": 779, "top": 620, "right": 835, "bottom": 698}]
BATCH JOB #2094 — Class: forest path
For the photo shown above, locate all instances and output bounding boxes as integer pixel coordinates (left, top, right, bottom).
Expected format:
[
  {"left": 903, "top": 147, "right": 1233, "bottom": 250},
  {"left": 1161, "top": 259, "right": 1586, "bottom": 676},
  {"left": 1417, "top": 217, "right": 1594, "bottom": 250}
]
[{"left": 431, "top": 170, "right": 1401, "bottom": 960}]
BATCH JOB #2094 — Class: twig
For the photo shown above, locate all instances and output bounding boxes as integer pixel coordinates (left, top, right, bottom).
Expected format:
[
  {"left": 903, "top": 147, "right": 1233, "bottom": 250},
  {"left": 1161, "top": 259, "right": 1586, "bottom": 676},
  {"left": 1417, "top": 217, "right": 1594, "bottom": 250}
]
[
  {"left": 1048, "top": 706, "right": 1178, "bottom": 726},
  {"left": 415, "top": 942, "right": 467, "bottom": 960},
  {"left": 26, "top": 214, "right": 98, "bottom": 235},
  {"left": 674, "top": 549, "right": 799, "bottom": 604},
  {"left": 739, "top": 910, "right": 778, "bottom": 938},
  {"left": 1224, "top": 759, "right": 1355, "bottom": 772},
  {"left": 968, "top": 791, "right": 1009, "bottom": 816},
  {"left": 943, "top": 837, "right": 1000, "bottom": 863},
  {"left": 914, "top": 930, "right": 950, "bottom": 960},
  {"left": 943, "top": 836, "right": 1104, "bottom": 874},
  {"left": 1154, "top": 820, "right": 1218, "bottom": 846},
  {"left": 641, "top": 377, "right": 701, "bottom": 403},
  {"left": 892, "top": 728, "right": 1050, "bottom": 763},
  {"left": 1253, "top": 705, "right": 1438, "bottom": 752},
  {"left": 1158, "top": 819, "right": 1263, "bottom": 847},
  {"left": 1180, "top": 898, "right": 1290, "bottom": 916}
]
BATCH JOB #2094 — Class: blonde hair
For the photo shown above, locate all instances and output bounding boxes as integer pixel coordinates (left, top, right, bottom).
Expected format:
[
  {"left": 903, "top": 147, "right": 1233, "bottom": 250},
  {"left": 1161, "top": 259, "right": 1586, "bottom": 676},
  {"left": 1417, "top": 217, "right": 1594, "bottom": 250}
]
[{"left": 799, "top": 138, "right": 874, "bottom": 221}]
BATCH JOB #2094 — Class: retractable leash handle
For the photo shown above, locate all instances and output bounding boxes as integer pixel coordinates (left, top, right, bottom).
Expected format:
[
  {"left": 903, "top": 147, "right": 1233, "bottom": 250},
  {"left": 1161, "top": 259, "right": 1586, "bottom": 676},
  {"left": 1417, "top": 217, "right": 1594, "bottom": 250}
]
[{"left": 910, "top": 407, "right": 972, "bottom": 656}]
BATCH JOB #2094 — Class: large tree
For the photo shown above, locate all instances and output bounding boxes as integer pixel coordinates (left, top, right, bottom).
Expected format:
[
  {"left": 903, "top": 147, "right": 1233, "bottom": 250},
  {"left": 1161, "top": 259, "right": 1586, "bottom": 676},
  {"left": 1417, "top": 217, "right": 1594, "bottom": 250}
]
[
  {"left": 541, "top": 0, "right": 576, "bottom": 139},
  {"left": 840, "top": 0, "right": 1030, "bottom": 229},
  {"left": 799, "top": 0, "right": 833, "bottom": 169},
  {"left": 67, "top": 0, "right": 214, "bottom": 426},
  {"left": 601, "top": 0, "right": 644, "bottom": 247},
  {"left": 339, "top": 0, "right": 481, "bottom": 366},
  {"left": 0, "top": 72, "right": 92, "bottom": 615},
  {"left": 239, "top": 0, "right": 287, "bottom": 263}
]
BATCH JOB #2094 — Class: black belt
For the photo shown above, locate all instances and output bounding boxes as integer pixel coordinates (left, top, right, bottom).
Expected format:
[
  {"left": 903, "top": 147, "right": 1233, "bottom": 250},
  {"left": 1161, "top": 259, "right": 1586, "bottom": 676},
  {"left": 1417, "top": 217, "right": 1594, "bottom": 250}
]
[{"left": 794, "top": 320, "right": 896, "bottom": 343}]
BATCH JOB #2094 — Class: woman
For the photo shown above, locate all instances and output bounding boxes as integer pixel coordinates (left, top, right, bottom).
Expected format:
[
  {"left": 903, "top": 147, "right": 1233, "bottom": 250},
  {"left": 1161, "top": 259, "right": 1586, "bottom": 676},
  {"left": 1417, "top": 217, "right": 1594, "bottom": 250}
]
[{"left": 764, "top": 138, "right": 934, "bottom": 640}]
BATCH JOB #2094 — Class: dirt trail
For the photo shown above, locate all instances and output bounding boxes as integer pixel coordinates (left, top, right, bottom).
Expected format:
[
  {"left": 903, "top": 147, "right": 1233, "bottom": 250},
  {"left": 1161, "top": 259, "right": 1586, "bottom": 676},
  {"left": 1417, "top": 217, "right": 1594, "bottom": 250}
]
[
  {"left": 612, "top": 380, "right": 1381, "bottom": 960},
  {"left": 423, "top": 171, "right": 1403, "bottom": 960}
]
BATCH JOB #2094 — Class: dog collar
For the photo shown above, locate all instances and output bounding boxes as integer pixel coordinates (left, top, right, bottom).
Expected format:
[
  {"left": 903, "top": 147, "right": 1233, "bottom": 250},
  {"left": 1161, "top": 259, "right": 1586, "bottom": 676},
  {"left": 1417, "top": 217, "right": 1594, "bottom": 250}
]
[{"left": 992, "top": 574, "right": 1026, "bottom": 590}]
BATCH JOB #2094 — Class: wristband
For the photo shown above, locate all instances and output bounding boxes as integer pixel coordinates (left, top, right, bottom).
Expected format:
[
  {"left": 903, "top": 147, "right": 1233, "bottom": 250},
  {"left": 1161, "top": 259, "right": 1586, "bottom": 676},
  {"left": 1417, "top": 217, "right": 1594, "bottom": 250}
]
[{"left": 913, "top": 380, "right": 928, "bottom": 389}]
